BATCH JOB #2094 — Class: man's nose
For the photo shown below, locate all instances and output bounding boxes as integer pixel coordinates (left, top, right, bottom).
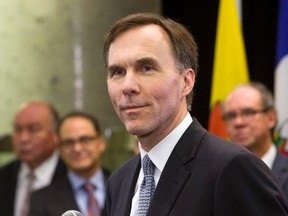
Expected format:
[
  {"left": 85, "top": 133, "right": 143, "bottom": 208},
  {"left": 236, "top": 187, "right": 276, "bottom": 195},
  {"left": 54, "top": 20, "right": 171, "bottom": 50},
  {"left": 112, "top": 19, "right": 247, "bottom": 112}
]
[
  {"left": 18, "top": 130, "right": 31, "bottom": 142},
  {"left": 121, "top": 72, "right": 140, "bottom": 95}
]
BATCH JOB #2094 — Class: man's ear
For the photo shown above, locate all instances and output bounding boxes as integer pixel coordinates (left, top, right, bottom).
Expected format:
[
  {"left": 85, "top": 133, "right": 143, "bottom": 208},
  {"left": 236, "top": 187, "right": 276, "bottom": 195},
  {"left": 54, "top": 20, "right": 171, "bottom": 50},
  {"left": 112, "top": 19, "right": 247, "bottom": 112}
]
[
  {"left": 182, "top": 68, "right": 195, "bottom": 96},
  {"left": 267, "top": 109, "right": 277, "bottom": 130},
  {"left": 98, "top": 135, "right": 106, "bottom": 153}
]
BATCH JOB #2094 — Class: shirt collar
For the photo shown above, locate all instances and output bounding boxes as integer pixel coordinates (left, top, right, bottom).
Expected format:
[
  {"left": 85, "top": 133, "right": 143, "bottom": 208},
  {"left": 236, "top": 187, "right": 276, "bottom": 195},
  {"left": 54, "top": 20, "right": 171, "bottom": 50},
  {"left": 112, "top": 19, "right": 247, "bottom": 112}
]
[
  {"left": 68, "top": 168, "right": 105, "bottom": 192},
  {"left": 19, "top": 150, "right": 59, "bottom": 190},
  {"left": 33, "top": 150, "right": 59, "bottom": 180},
  {"left": 261, "top": 144, "right": 277, "bottom": 169},
  {"left": 139, "top": 113, "right": 192, "bottom": 172}
]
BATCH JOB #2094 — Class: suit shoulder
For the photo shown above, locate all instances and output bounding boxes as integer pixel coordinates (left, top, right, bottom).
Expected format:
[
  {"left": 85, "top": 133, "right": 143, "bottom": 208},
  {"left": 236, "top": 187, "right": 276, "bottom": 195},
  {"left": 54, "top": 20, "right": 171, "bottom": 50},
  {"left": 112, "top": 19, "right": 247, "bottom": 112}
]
[
  {"left": 192, "top": 131, "right": 266, "bottom": 171},
  {"left": 188, "top": 117, "right": 251, "bottom": 158},
  {"left": 203, "top": 131, "right": 250, "bottom": 155},
  {"left": 0, "top": 160, "right": 20, "bottom": 179}
]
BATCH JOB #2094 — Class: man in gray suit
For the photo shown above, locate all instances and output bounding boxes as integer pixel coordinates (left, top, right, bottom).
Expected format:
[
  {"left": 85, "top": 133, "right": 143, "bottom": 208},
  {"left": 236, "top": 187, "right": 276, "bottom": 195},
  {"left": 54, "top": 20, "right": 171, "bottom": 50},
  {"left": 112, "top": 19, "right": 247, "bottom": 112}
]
[
  {"left": 223, "top": 82, "right": 288, "bottom": 200},
  {"left": 103, "top": 12, "right": 288, "bottom": 215}
]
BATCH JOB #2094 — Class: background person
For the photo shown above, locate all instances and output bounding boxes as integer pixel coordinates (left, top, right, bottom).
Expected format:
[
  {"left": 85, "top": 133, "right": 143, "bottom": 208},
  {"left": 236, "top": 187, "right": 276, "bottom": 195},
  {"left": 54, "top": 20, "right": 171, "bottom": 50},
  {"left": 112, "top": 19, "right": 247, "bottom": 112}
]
[
  {"left": 0, "top": 101, "right": 65, "bottom": 216},
  {"left": 222, "top": 82, "right": 288, "bottom": 199},
  {"left": 29, "top": 111, "right": 110, "bottom": 216},
  {"left": 103, "top": 12, "right": 288, "bottom": 216}
]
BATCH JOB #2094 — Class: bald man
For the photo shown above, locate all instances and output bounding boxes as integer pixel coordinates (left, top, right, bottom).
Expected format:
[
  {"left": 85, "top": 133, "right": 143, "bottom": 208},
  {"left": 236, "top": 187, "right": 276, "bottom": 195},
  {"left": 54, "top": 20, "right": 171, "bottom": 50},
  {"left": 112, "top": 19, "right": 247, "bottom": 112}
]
[{"left": 0, "top": 101, "right": 66, "bottom": 216}]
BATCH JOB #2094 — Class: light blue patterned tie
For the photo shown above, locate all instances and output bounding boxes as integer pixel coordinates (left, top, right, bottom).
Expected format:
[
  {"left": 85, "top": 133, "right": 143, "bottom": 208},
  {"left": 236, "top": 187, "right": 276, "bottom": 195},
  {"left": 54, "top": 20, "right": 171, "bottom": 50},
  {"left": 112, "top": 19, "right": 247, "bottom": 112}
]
[{"left": 138, "top": 154, "right": 155, "bottom": 216}]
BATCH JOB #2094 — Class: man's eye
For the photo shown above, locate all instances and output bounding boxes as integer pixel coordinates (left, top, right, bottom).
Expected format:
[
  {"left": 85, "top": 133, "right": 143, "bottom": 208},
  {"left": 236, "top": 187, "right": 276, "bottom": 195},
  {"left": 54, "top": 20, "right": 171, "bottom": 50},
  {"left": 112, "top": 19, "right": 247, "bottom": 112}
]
[
  {"left": 140, "top": 65, "right": 153, "bottom": 72},
  {"left": 62, "top": 140, "right": 74, "bottom": 146},
  {"left": 110, "top": 68, "right": 125, "bottom": 77},
  {"left": 29, "top": 125, "right": 42, "bottom": 133},
  {"left": 79, "top": 137, "right": 90, "bottom": 144},
  {"left": 242, "top": 109, "right": 256, "bottom": 116},
  {"left": 224, "top": 112, "right": 236, "bottom": 120},
  {"left": 14, "top": 126, "right": 22, "bottom": 134}
]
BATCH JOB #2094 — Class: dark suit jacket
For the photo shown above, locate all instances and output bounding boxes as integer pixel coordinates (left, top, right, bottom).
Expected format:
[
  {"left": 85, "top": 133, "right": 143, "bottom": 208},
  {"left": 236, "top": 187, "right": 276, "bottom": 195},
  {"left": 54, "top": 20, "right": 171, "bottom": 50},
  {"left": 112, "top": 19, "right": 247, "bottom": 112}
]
[
  {"left": 106, "top": 118, "right": 288, "bottom": 216},
  {"left": 272, "top": 152, "right": 288, "bottom": 201},
  {"left": 0, "top": 157, "right": 66, "bottom": 216},
  {"left": 28, "top": 167, "right": 110, "bottom": 216}
]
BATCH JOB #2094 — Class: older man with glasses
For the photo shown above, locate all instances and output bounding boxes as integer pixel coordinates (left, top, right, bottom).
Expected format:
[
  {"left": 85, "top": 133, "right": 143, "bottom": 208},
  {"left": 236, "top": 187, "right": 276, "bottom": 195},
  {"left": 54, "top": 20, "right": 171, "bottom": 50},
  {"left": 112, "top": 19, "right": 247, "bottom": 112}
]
[{"left": 223, "top": 82, "right": 288, "bottom": 200}]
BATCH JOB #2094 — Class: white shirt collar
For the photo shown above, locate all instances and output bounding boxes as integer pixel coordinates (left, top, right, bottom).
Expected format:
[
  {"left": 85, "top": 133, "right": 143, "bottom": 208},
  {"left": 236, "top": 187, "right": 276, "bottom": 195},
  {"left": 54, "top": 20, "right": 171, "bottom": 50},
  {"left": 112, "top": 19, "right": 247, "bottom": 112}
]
[
  {"left": 139, "top": 113, "right": 192, "bottom": 173},
  {"left": 19, "top": 150, "right": 59, "bottom": 190},
  {"left": 261, "top": 144, "right": 277, "bottom": 169}
]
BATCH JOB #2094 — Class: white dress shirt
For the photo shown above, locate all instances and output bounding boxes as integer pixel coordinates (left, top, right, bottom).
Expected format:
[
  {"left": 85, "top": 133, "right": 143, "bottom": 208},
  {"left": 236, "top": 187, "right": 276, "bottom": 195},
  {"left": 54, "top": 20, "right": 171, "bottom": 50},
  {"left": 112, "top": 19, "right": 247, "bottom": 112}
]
[
  {"left": 261, "top": 144, "right": 277, "bottom": 169},
  {"left": 14, "top": 150, "right": 59, "bottom": 216},
  {"left": 129, "top": 113, "right": 193, "bottom": 216}
]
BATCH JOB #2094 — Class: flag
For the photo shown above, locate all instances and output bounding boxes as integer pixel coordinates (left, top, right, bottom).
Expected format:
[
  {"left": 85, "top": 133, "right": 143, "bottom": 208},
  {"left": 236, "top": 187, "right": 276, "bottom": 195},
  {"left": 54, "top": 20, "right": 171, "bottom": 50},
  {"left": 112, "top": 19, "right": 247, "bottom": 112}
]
[
  {"left": 208, "top": 0, "right": 249, "bottom": 138},
  {"left": 274, "top": 119, "right": 288, "bottom": 155},
  {"left": 274, "top": 0, "right": 288, "bottom": 154}
]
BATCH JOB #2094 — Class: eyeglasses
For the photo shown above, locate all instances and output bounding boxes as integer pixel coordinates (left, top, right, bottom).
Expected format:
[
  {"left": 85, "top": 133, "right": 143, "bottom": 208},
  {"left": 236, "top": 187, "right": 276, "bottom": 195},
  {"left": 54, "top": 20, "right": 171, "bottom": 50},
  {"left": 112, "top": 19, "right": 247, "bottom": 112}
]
[
  {"left": 222, "top": 107, "right": 270, "bottom": 122},
  {"left": 60, "top": 135, "right": 97, "bottom": 148}
]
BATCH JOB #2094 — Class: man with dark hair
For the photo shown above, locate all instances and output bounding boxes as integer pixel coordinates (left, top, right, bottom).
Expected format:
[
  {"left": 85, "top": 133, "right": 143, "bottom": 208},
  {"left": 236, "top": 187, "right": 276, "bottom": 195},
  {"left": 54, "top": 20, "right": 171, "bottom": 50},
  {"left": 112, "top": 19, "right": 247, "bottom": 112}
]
[
  {"left": 29, "top": 111, "right": 109, "bottom": 216},
  {"left": 103, "top": 12, "right": 288, "bottom": 215},
  {"left": 0, "top": 101, "right": 65, "bottom": 216},
  {"left": 223, "top": 82, "right": 288, "bottom": 199}
]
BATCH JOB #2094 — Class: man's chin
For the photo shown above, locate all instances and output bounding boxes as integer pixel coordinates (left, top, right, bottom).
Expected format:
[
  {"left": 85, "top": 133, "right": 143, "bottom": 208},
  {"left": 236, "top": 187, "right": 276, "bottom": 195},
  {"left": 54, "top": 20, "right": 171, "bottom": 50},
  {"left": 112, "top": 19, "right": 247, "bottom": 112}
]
[
  {"left": 125, "top": 124, "right": 142, "bottom": 135},
  {"left": 126, "top": 130, "right": 138, "bottom": 136},
  {"left": 235, "top": 140, "right": 251, "bottom": 149}
]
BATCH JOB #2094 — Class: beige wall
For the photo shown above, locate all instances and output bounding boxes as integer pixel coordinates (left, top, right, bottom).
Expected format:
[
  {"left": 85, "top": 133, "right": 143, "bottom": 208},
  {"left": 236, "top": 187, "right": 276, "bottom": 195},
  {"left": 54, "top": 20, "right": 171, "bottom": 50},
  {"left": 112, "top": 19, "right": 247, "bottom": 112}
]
[{"left": 0, "top": 0, "right": 161, "bottom": 135}]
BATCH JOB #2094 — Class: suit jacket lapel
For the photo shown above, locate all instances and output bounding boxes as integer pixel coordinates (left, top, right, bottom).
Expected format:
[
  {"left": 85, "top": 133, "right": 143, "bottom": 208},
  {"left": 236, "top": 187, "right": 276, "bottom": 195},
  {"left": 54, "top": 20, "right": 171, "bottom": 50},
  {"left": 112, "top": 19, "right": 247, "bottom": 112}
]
[
  {"left": 119, "top": 156, "right": 141, "bottom": 216},
  {"left": 272, "top": 152, "right": 288, "bottom": 184},
  {"left": 148, "top": 161, "right": 191, "bottom": 215},
  {"left": 10, "top": 161, "right": 21, "bottom": 215},
  {"left": 148, "top": 118, "right": 207, "bottom": 215}
]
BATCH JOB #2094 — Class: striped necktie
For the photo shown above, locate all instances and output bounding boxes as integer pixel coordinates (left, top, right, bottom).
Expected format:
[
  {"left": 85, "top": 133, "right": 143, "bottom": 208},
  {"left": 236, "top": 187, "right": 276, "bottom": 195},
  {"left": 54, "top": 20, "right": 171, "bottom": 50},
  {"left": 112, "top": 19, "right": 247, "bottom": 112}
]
[
  {"left": 20, "top": 171, "right": 35, "bottom": 216},
  {"left": 138, "top": 155, "right": 155, "bottom": 216},
  {"left": 83, "top": 182, "right": 100, "bottom": 216}
]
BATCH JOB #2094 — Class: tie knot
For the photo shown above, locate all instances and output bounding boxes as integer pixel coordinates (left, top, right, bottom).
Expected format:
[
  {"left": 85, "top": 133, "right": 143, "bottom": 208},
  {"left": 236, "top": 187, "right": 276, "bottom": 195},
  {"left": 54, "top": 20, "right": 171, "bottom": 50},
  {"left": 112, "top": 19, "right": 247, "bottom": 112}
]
[
  {"left": 142, "top": 155, "right": 155, "bottom": 177},
  {"left": 27, "top": 171, "right": 35, "bottom": 180},
  {"left": 83, "top": 182, "right": 95, "bottom": 193}
]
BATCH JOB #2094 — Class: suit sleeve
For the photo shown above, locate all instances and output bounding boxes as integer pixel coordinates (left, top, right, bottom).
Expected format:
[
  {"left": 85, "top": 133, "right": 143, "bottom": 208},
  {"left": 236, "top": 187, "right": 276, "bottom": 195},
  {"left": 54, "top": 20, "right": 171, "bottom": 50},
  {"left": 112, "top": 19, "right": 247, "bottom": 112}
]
[{"left": 214, "top": 152, "right": 288, "bottom": 216}]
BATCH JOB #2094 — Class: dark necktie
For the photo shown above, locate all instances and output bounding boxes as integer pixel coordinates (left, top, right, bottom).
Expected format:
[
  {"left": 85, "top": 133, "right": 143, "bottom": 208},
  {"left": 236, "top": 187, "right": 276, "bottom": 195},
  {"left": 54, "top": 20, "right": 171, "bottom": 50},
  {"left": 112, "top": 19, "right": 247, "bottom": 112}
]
[
  {"left": 20, "top": 171, "right": 35, "bottom": 216},
  {"left": 83, "top": 182, "right": 100, "bottom": 216},
  {"left": 138, "top": 154, "right": 155, "bottom": 216}
]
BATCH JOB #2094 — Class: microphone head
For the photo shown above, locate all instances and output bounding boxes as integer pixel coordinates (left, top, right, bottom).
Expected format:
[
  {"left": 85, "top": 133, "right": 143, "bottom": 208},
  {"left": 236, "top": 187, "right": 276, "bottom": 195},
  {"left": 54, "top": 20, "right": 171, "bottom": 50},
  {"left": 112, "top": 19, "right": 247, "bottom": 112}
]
[{"left": 61, "top": 210, "right": 83, "bottom": 216}]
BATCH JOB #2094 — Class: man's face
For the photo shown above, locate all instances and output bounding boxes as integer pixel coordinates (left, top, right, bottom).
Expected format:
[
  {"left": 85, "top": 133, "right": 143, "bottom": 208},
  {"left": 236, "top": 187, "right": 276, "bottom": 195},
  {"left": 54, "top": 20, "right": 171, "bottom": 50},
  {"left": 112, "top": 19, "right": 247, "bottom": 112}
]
[
  {"left": 223, "top": 86, "right": 276, "bottom": 150},
  {"left": 107, "top": 24, "right": 195, "bottom": 146},
  {"left": 13, "top": 103, "right": 58, "bottom": 169},
  {"left": 59, "top": 117, "right": 105, "bottom": 178}
]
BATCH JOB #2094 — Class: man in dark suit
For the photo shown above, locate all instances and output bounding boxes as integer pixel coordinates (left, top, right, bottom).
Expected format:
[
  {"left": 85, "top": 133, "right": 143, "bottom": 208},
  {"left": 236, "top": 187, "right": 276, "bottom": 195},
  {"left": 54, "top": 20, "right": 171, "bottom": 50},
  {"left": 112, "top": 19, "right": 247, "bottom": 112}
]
[
  {"left": 223, "top": 82, "right": 288, "bottom": 199},
  {"left": 29, "top": 112, "right": 110, "bottom": 216},
  {"left": 102, "top": 12, "right": 288, "bottom": 215},
  {"left": 0, "top": 101, "right": 65, "bottom": 216}
]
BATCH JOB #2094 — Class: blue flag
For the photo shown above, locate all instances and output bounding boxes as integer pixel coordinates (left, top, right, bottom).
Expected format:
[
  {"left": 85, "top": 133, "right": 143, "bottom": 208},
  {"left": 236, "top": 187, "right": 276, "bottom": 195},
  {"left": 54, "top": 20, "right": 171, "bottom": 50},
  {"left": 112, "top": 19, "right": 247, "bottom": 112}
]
[{"left": 274, "top": 0, "right": 288, "bottom": 154}]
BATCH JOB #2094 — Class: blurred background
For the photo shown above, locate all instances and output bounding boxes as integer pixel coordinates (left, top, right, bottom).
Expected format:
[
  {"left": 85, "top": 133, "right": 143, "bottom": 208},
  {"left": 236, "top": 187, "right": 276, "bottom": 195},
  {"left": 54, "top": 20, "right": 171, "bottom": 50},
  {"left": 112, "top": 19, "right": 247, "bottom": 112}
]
[{"left": 0, "top": 0, "right": 286, "bottom": 170}]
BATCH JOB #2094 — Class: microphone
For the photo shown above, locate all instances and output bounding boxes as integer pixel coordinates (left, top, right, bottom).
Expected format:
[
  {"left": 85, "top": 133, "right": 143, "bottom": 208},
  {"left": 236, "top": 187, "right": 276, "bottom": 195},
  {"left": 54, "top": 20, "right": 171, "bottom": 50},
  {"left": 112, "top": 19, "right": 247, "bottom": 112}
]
[{"left": 61, "top": 210, "right": 83, "bottom": 216}]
